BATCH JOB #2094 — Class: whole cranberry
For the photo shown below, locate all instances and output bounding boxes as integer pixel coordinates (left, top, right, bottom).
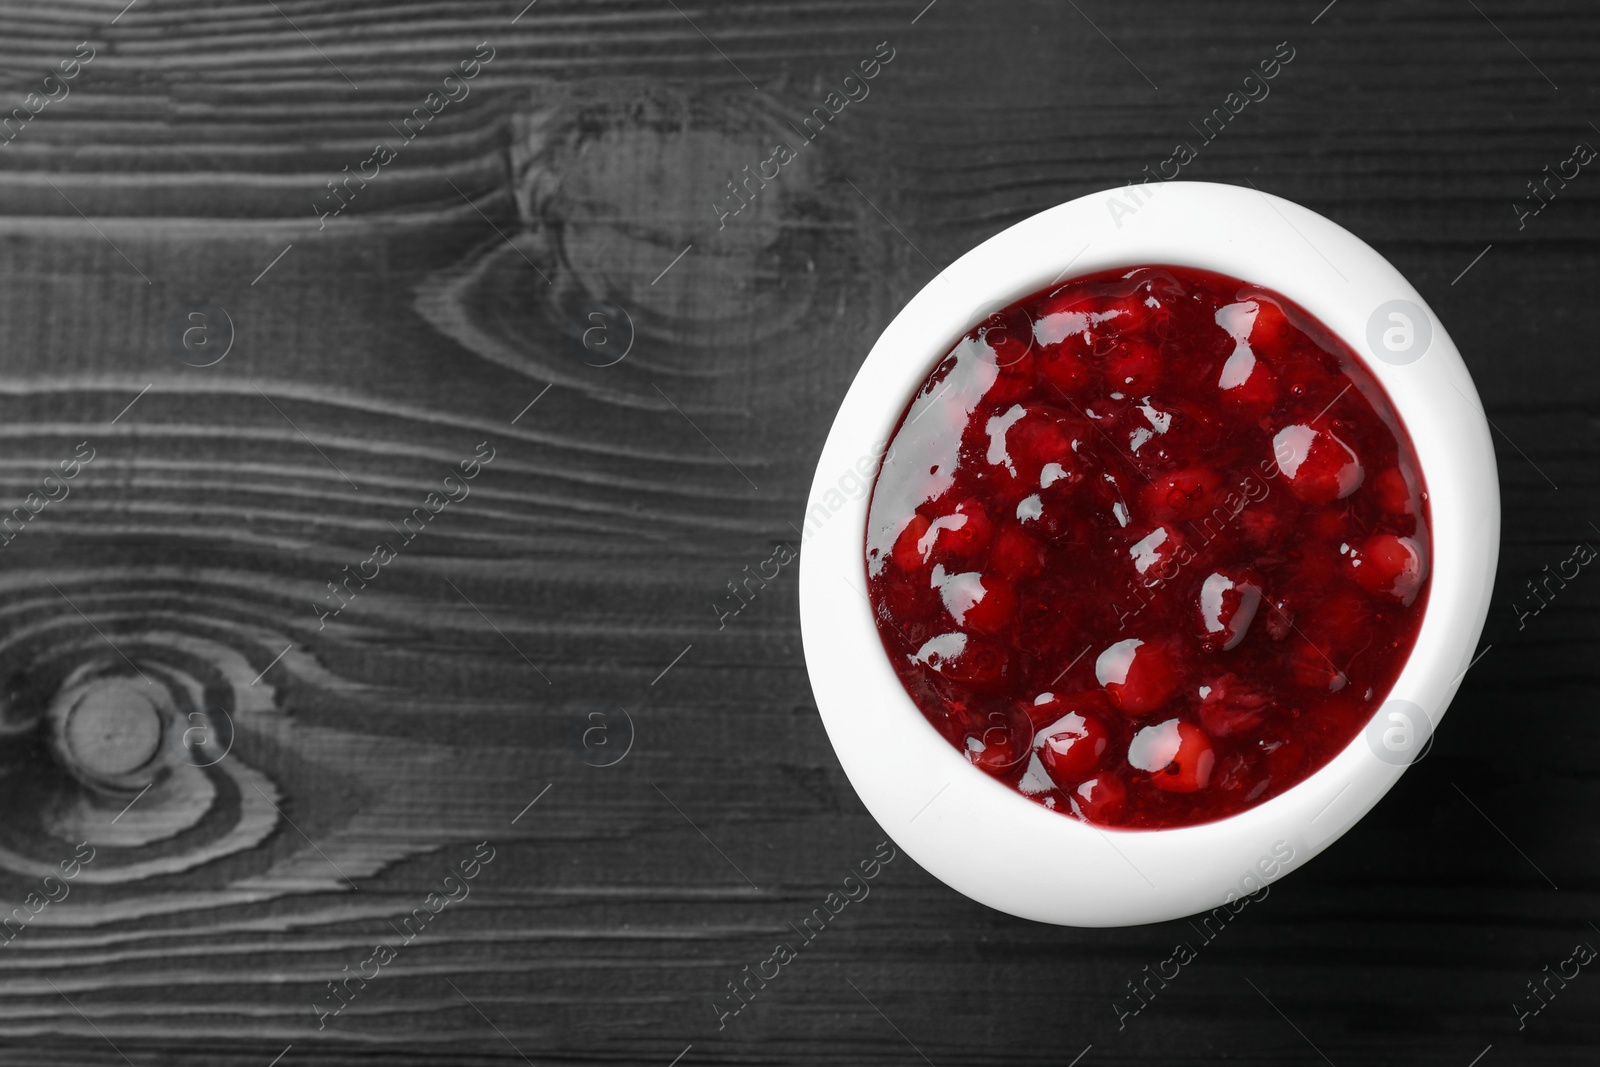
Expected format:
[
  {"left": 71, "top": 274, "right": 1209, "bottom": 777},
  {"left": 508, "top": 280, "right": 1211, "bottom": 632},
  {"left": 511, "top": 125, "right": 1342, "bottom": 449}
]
[
  {"left": 1105, "top": 337, "right": 1162, "bottom": 394},
  {"left": 912, "top": 633, "right": 1011, "bottom": 690},
  {"left": 1344, "top": 533, "right": 1427, "bottom": 605},
  {"left": 989, "top": 524, "right": 1046, "bottom": 578},
  {"left": 922, "top": 498, "right": 994, "bottom": 560},
  {"left": 1037, "top": 338, "right": 1093, "bottom": 395},
  {"left": 891, "top": 513, "right": 933, "bottom": 572},
  {"left": 986, "top": 403, "right": 1084, "bottom": 487},
  {"left": 1217, "top": 346, "right": 1279, "bottom": 414},
  {"left": 1246, "top": 297, "right": 1292, "bottom": 359},
  {"left": 1036, "top": 710, "right": 1110, "bottom": 787},
  {"left": 1128, "top": 524, "right": 1186, "bottom": 583},
  {"left": 1095, "top": 638, "right": 1179, "bottom": 715},
  {"left": 1128, "top": 718, "right": 1216, "bottom": 793},
  {"left": 1141, "top": 466, "right": 1224, "bottom": 522},
  {"left": 1373, "top": 467, "right": 1412, "bottom": 515},
  {"left": 1271, "top": 423, "right": 1364, "bottom": 505},
  {"left": 963, "top": 716, "right": 1028, "bottom": 776},
  {"left": 967, "top": 575, "right": 1018, "bottom": 634},
  {"left": 1196, "top": 569, "right": 1264, "bottom": 650},
  {"left": 1069, "top": 775, "right": 1128, "bottom": 824}
]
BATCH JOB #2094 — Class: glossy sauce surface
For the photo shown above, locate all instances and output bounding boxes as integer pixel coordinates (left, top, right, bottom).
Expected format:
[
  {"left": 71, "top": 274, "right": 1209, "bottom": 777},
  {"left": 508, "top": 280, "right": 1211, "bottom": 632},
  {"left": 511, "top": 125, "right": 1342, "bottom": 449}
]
[{"left": 864, "top": 266, "right": 1431, "bottom": 829}]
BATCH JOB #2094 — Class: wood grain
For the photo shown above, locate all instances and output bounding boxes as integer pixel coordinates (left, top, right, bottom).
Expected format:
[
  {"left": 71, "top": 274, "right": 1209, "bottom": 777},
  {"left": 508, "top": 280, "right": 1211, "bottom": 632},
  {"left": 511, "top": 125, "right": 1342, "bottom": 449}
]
[{"left": 0, "top": 0, "right": 1595, "bottom": 1064}]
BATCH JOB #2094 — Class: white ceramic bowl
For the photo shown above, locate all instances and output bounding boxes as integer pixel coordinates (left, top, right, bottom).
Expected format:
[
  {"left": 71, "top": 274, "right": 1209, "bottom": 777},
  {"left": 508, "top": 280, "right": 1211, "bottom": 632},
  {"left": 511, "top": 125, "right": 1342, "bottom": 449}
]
[{"left": 799, "top": 181, "right": 1498, "bottom": 927}]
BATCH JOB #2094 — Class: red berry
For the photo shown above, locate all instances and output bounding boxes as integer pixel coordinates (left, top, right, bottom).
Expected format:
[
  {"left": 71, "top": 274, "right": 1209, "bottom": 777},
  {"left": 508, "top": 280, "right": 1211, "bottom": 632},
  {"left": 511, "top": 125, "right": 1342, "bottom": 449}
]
[
  {"left": 1141, "top": 466, "right": 1224, "bottom": 522},
  {"left": 1129, "top": 718, "right": 1215, "bottom": 792},
  {"left": 923, "top": 499, "right": 993, "bottom": 560},
  {"left": 1345, "top": 533, "right": 1427, "bottom": 604},
  {"left": 1248, "top": 298, "right": 1292, "bottom": 359},
  {"left": 1120, "top": 397, "right": 1170, "bottom": 458},
  {"left": 1213, "top": 299, "right": 1282, "bottom": 412},
  {"left": 962, "top": 710, "right": 1029, "bottom": 776},
  {"left": 880, "top": 575, "right": 926, "bottom": 622},
  {"left": 985, "top": 362, "right": 1034, "bottom": 405},
  {"left": 1037, "top": 709, "right": 1110, "bottom": 786},
  {"left": 1037, "top": 341, "right": 1093, "bottom": 396},
  {"left": 1084, "top": 465, "right": 1136, "bottom": 524},
  {"left": 983, "top": 324, "right": 1036, "bottom": 404},
  {"left": 1095, "top": 638, "right": 1178, "bottom": 715},
  {"left": 957, "top": 574, "right": 1016, "bottom": 634},
  {"left": 892, "top": 514, "right": 932, "bottom": 572},
  {"left": 1373, "top": 466, "right": 1411, "bottom": 514},
  {"left": 989, "top": 524, "right": 1046, "bottom": 578},
  {"left": 1271, "top": 424, "right": 1364, "bottom": 505},
  {"left": 1069, "top": 775, "right": 1127, "bottom": 824},
  {"left": 912, "top": 633, "right": 1011, "bottom": 689},
  {"left": 1105, "top": 337, "right": 1162, "bottom": 394},
  {"left": 1017, "top": 467, "right": 1089, "bottom": 544},
  {"left": 979, "top": 309, "right": 1034, "bottom": 371},
  {"left": 1100, "top": 293, "right": 1152, "bottom": 333},
  {"left": 931, "top": 565, "right": 982, "bottom": 625},
  {"left": 986, "top": 403, "right": 1082, "bottom": 486},
  {"left": 1127, "top": 523, "right": 1186, "bottom": 583},
  {"left": 1196, "top": 568, "right": 1264, "bottom": 650},
  {"left": 1218, "top": 347, "right": 1280, "bottom": 413}
]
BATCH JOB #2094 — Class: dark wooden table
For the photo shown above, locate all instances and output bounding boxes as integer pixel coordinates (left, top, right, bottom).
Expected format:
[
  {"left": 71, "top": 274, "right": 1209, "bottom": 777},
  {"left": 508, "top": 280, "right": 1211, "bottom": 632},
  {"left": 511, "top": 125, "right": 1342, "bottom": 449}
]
[{"left": 0, "top": 0, "right": 1594, "bottom": 1064}]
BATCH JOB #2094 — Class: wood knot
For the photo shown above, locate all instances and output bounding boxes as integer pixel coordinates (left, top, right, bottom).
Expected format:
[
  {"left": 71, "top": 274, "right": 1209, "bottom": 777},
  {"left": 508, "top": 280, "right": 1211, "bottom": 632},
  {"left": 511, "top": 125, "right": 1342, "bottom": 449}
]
[
  {"left": 49, "top": 672, "right": 167, "bottom": 789},
  {"left": 418, "top": 83, "right": 830, "bottom": 392}
]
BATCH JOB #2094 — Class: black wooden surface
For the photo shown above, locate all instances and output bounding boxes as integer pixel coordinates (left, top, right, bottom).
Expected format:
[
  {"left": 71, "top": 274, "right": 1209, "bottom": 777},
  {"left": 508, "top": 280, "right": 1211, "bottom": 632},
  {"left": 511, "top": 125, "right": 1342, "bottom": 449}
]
[{"left": 0, "top": 0, "right": 1594, "bottom": 1064}]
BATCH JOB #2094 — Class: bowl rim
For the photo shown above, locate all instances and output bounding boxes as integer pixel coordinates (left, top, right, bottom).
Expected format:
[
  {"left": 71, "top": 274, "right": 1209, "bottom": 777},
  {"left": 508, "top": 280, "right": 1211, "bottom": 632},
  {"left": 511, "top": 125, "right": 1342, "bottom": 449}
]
[{"left": 797, "top": 180, "right": 1500, "bottom": 927}]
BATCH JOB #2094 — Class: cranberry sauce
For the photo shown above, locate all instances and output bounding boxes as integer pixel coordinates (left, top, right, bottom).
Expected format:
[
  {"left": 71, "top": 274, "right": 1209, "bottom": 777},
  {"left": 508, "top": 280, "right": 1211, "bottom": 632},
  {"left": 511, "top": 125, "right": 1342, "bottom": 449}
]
[{"left": 864, "top": 266, "right": 1430, "bottom": 830}]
